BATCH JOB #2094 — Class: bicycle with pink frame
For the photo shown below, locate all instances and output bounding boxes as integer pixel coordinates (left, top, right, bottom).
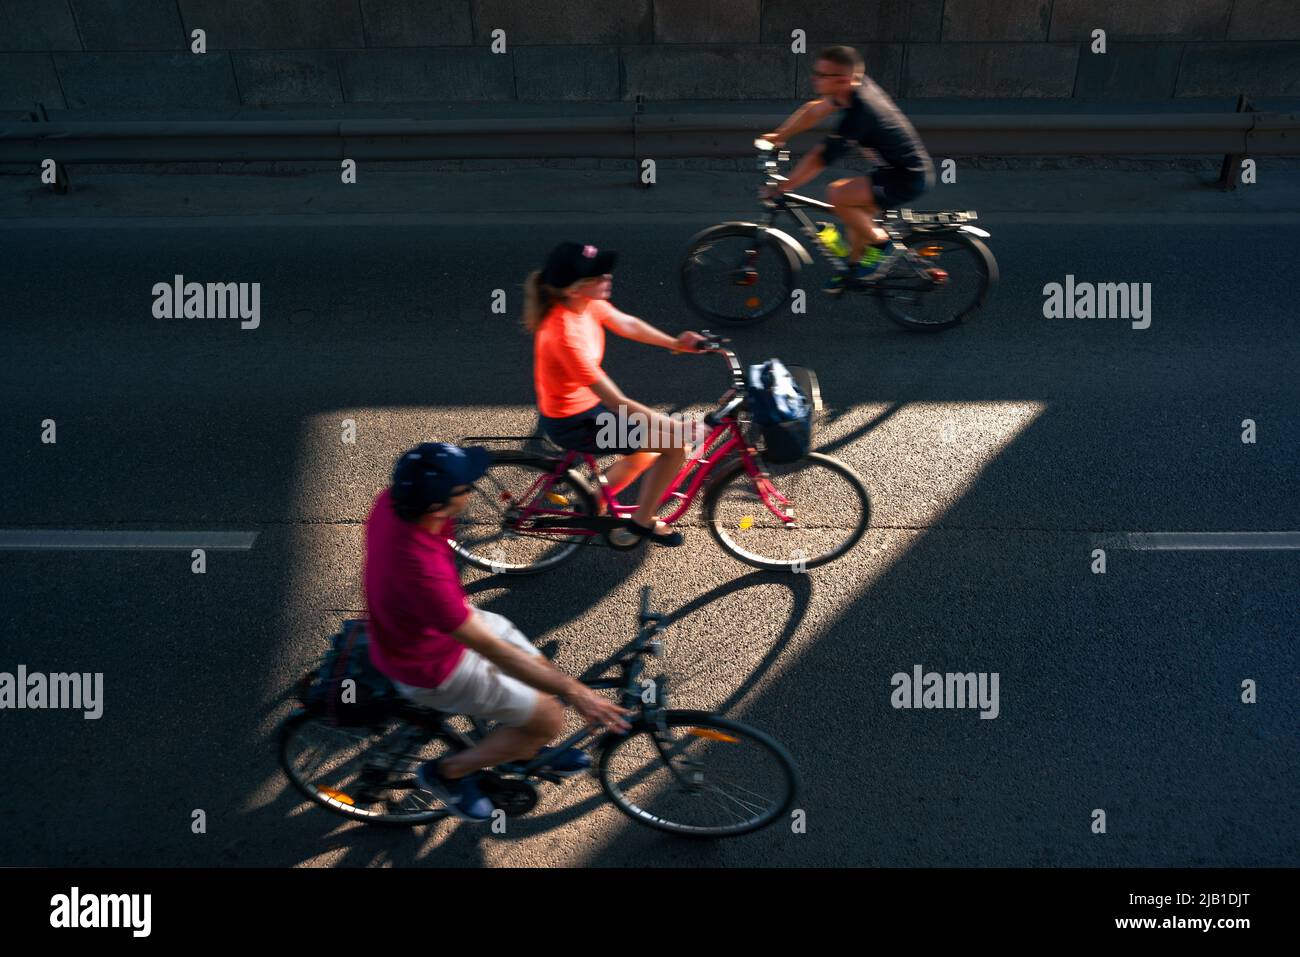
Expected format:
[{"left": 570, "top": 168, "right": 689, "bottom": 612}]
[{"left": 451, "top": 335, "right": 870, "bottom": 574}]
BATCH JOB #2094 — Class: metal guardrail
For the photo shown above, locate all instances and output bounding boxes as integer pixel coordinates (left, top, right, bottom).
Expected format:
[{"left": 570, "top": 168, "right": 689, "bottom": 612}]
[{"left": 0, "top": 111, "right": 1296, "bottom": 164}]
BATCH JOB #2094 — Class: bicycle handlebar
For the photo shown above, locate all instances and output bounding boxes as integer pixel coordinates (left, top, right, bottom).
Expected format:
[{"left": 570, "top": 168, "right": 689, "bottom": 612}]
[{"left": 694, "top": 329, "right": 746, "bottom": 397}]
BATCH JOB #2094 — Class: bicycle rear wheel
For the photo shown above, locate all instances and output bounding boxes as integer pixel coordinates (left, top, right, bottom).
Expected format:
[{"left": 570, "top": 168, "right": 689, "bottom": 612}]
[
  {"left": 278, "top": 709, "right": 453, "bottom": 826},
  {"left": 451, "top": 455, "right": 596, "bottom": 575},
  {"left": 680, "top": 225, "right": 794, "bottom": 325},
  {"left": 703, "top": 452, "right": 870, "bottom": 571},
  {"left": 598, "top": 711, "right": 798, "bottom": 838},
  {"left": 876, "top": 231, "right": 996, "bottom": 331}
]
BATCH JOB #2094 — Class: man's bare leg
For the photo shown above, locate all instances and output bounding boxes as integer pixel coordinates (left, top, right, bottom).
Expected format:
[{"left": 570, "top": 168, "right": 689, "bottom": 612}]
[
  {"left": 438, "top": 694, "right": 564, "bottom": 778},
  {"left": 828, "top": 176, "right": 889, "bottom": 261}
]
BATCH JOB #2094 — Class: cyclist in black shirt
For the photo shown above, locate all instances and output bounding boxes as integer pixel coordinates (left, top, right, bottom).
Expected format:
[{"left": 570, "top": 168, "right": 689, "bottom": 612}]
[{"left": 762, "top": 45, "right": 935, "bottom": 295}]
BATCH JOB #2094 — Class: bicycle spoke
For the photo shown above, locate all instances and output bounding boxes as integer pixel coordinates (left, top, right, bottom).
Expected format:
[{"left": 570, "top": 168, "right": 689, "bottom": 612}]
[
  {"left": 698, "top": 780, "right": 773, "bottom": 818},
  {"left": 694, "top": 784, "right": 752, "bottom": 825}
]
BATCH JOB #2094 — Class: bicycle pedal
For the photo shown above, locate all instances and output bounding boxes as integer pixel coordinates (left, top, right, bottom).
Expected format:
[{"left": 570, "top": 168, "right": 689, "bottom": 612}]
[{"left": 604, "top": 527, "right": 644, "bottom": 552}]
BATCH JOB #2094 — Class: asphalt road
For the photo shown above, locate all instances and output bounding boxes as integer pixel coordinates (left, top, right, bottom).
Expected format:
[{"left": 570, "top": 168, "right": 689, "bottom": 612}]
[{"left": 1, "top": 200, "right": 1297, "bottom": 867}]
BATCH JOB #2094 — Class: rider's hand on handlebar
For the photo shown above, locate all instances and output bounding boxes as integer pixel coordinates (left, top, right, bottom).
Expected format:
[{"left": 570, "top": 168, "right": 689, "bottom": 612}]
[
  {"left": 671, "top": 330, "right": 709, "bottom": 353},
  {"left": 568, "top": 686, "right": 632, "bottom": 734},
  {"left": 761, "top": 132, "right": 785, "bottom": 148}
]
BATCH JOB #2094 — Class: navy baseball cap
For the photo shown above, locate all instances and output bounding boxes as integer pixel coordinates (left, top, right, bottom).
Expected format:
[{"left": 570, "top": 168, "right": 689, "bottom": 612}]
[
  {"left": 390, "top": 442, "right": 490, "bottom": 520},
  {"left": 540, "top": 241, "right": 617, "bottom": 289}
]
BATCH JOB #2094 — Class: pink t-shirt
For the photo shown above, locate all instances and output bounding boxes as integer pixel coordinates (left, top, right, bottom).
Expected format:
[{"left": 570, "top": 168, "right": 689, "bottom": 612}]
[{"left": 362, "top": 488, "right": 470, "bottom": 689}]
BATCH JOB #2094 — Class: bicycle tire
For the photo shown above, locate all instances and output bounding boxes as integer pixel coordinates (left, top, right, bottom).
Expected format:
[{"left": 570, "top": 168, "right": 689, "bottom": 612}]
[
  {"left": 877, "top": 230, "right": 997, "bottom": 332},
  {"left": 451, "top": 454, "right": 597, "bottom": 575},
  {"left": 702, "top": 452, "right": 870, "bottom": 571},
  {"left": 277, "top": 709, "right": 448, "bottom": 826},
  {"left": 680, "top": 224, "right": 796, "bottom": 325},
  {"left": 598, "top": 710, "right": 799, "bottom": 838}
]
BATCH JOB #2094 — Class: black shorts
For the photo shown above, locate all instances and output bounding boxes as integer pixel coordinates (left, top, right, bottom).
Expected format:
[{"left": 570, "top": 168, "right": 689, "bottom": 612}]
[
  {"left": 538, "top": 402, "right": 646, "bottom": 456},
  {"left": 871, "top": 166, "right": 932, "bottom": 209}
]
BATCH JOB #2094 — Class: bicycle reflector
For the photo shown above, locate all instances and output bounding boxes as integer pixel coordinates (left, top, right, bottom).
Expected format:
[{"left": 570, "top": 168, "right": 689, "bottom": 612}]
[
  {"left": 546, "top": 492, "right": 569, "bottom": 505},
  {"left": 689, "top": 728, "right": 740, "bottom": 743},
  {"left": 317, "top": 788, "right": 355, "bottom": 806},
  {"left": 919, "top": 244, "right": 945, "bottom": 258}
]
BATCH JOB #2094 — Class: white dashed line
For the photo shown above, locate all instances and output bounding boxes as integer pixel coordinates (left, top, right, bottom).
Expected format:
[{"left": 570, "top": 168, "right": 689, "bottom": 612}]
[
  {"left": 0, "top": 530, "right": 258, "bottom": 550},
  {"left": 1113, "top": 532, "right": 1300, "bottom": 551}
]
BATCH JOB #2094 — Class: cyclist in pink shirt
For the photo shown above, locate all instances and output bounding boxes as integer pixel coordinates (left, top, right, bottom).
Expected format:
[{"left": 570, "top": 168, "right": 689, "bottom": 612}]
[{"left": 364, "top": 442, "right": 629, "bottom": 822}]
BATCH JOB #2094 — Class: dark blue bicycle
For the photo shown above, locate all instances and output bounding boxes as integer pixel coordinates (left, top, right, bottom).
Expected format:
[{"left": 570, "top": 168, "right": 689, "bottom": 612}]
[{"left": 279, "top": 587, "right": 799, "bottom": 838}]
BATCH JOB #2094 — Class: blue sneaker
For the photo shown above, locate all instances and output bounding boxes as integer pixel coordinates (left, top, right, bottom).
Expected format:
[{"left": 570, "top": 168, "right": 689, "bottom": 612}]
[
  {"left": 823, "top": 268, "right": 849, "bottom": 296},
  {"left": 535, "top": 747, "right": 592, "bottom": 778},
  {"left": 502, "top": 746, "right": 592, "bottom": 778},
  {"left": 851, "top": 244, "right": 890, "bottom": 284},
  {"left": 416, "top": 759, "right": 494, "bottom": 822}
]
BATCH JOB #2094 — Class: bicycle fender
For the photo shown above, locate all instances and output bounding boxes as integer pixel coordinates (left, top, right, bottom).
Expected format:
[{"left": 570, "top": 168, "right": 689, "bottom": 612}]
[
  {"left": 959, "top": 224, "right": 991, "bottom": 238},
  {"left": 687, "top": 221, "right": 814, "bottom": 268},
  {"left": 758, "top": 225, "right": 815, "bottom": 267}
]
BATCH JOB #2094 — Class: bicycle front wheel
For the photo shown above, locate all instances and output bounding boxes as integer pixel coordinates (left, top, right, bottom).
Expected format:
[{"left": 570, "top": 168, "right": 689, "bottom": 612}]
[
  {"left": 599, "top": 711, "right": 798, "bottom": 838},
  {"left": 278, "top": 710, "right": 452, "bottom": 826},
  {"left": 451, "top": 455, "right": 596, "bottom": 575},
  {"left": 876, "top": 230, "right": 996, "bottom": 331},
  {"left": 680, "top": 225, "right": 795, "bottom": 325},
  {"left": 703, "top": 452, "right": 870, "bottom": 571}
]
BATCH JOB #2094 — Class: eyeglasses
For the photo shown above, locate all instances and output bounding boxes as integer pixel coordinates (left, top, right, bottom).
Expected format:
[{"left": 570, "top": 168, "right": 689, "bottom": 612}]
[
  {"left": 811, "top": 71, "right": 851, "bottom": 80},
  {"left": 449, "top": 483, "right": 477, "bottom": 498}
]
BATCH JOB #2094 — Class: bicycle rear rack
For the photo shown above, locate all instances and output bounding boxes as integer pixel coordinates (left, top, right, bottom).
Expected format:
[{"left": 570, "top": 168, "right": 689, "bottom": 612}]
[{"left": 895, "top": 209, "right": 979, "bottom": 224}]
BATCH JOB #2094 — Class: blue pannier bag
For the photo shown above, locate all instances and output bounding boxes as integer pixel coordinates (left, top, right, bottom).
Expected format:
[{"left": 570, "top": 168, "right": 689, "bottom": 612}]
[
  {"left": 297, "top": 619, "right": 397, "bottom": 727},
  {"left": 746, "top": 358, "right": 812, "bottom": 464}
]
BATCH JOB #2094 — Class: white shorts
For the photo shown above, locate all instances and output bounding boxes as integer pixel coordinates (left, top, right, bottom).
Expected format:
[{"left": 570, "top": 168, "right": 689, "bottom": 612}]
[{"left": 392, "top": 609, "right": 543, "bottom": 728}]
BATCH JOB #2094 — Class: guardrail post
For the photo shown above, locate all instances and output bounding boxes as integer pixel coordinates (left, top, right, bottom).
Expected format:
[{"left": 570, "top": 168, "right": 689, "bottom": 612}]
[
  {"left": 28, "top": 102, "right": 71, "bottom": 194},
  {"left": 1217, "top": 94, "right": 1254, "bottom": 191}
]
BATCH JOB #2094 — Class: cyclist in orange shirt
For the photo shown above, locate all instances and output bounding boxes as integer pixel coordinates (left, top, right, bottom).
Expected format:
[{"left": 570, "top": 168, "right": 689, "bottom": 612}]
[{"left": 524, "top": 242, "right": 706, "bottom": 548}]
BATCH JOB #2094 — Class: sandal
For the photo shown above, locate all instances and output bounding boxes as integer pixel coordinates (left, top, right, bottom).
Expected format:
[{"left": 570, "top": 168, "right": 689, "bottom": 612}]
[{"left": 609, "top": 517, "right": 684, "bottom": 548}]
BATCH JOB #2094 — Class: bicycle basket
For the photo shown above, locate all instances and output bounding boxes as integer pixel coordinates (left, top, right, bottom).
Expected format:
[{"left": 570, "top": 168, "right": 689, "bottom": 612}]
[
  {"left": 745, "top": 359, "right": 815, "bottom": 465},
  {"left": 297, "top": 619, "right": 398, "bottom": 727}
]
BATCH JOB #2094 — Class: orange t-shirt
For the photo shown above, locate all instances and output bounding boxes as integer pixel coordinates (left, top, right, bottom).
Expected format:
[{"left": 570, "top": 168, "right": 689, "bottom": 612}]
[{"left": 534, "top": 299, "right": 612, "bottom": 418}]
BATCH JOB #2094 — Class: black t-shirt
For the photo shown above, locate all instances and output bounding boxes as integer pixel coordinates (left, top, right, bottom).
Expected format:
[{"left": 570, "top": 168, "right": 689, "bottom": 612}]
[{"left": 820, "top": 78, "right": 931, "bottom": 176}]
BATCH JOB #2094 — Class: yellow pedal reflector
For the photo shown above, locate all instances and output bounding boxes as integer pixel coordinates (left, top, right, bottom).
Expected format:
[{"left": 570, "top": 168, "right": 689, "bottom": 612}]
[
  {"left": 546, "top": 492, "right": 570, "bottom": 506},
  {"left": 318, "top": 787, "right": 355, "bottom": 806},
  {"left": 690, "top": 728, "right": 740, "bottom": 743},
  {"left": 919, "top": 244, "right": 945, "bottom": 257},
  {"left": 738, "top": 515, "right": 754, "bottom": 530}
]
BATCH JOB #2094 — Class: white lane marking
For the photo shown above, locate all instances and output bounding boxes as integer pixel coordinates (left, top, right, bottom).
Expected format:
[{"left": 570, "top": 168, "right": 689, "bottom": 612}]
[
  {"left": 0, "top": 530, "right": 258, "bottom": 550},
  {"left": 1109, "top": 532, "right": 1300, "bottom": 551}
]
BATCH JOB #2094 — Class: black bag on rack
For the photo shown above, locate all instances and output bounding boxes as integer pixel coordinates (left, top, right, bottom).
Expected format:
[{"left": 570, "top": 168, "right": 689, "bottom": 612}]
[{"left": 297, "top": 620, "right": 397, "bottom": 727}]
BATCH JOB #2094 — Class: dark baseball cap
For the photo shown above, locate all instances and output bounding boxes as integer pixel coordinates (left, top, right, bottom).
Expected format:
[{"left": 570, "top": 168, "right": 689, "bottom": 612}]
[
  {"left": 390, "top": 442, "right": 490, "bottom": 520},
  {"left": 540, "top": 241, "right": 617, "bottom": 289}
]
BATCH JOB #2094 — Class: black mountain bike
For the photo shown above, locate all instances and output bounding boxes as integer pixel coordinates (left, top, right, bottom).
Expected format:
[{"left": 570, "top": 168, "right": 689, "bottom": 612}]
[
  {"left": 681, "top": 138, "right": 998, "bottom": 331},
  {"left": 279, "top": 587, "right": 799, "bottom": 838}
]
